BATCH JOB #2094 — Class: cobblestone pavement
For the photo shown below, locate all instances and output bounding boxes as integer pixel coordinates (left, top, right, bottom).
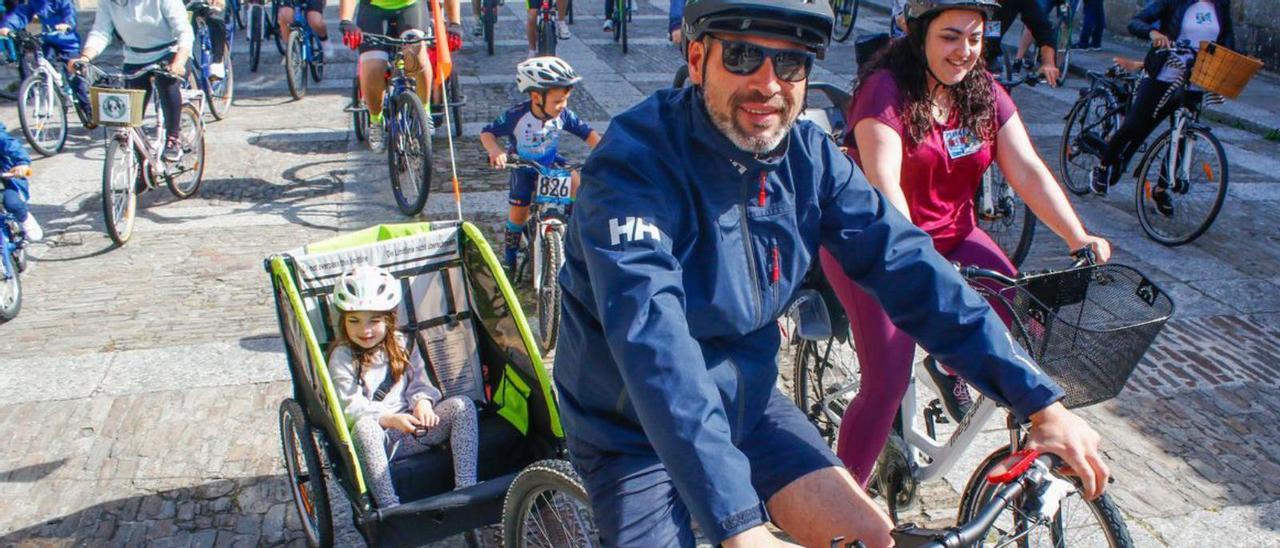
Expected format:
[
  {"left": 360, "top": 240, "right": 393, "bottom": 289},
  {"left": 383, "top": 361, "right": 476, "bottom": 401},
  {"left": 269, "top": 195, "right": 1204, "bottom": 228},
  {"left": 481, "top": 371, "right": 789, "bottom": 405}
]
[{"left": 0, "top": 0, "right": 1278, "bottom": 546}]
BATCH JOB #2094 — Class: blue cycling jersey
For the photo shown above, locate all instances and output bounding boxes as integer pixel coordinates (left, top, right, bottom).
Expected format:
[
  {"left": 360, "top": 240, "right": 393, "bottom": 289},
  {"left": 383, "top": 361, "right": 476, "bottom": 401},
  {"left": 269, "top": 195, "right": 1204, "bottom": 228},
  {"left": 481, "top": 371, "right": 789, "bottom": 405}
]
[{"left": 481, "top": 101, "right": 594, "bottom": 166}]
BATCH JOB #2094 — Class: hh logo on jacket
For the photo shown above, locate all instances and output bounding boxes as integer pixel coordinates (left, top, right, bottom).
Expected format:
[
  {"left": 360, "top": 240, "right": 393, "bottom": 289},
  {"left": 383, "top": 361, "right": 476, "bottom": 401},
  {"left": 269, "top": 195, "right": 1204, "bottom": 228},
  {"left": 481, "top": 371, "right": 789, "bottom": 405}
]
[{"left": 609, "top": 217, "right": 660, "bottom": 246}]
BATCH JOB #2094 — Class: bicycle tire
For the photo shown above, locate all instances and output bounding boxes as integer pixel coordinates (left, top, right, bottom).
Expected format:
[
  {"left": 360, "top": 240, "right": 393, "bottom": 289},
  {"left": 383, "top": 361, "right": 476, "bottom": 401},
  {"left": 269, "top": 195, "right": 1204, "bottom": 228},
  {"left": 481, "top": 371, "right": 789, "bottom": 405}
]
[
  {"left": 249, "top": 4, "right": 263, "bottom": 72},
  {"left": 351, "top": 76, "right": 368, "bottom": 142},
  {"left": 484, "top": 0, "right": 496, "bottom": 56},
  {"left": 537, "top": 17, "right": 557, "bottom": 56},
  {"left": 448, "top": 75, "right": 464, "bottom": 138},
  {"left": 232, "top": 0, "right": 246, "bottom": 29},
  {"left": 0, "top": 238, "right": 21, "bottom": 323},
  {"left": 832, "top": 0, "right": 858, "bottom": 43},
  {"left": 537, "top": 228, "right": 563, "bottom": 353},
  {"left": 285, "top": 30, "right": 307, "bottom": 99},
  {"left": 501, "top": 459, "right": 600, "bottom": 548},
  {"left": 976, "top": 164, "right": 1035, "bottom": 268},
  {"left": 621, "top": 0, "right": 629, "bottom": 53},
  {"left": 791, "top": 337, "right": 860, "bottom": 447},
  {"left": 309, "top": 33, "right": 324, "bottom": 83},
  {"left": 101, "top": 137, "right": 139, "bottom": 246},
  {"left": 272, "top": 1, "right": 286, "bottom": 55},
  {"left": 612, "top": 0, "right": 623, "bottom": 44},
  {"left": 388, "top": 91, "right": 433, "bottom": 216},
  {"left": 206, "top": 43, "right": 234, "bottom": 120},
  {"left": 1054, "top": 10, "right": 1072, "bottom": 85},
  {"left": 1059, "top": 89, "right": 1117, "bottom": 196},
  {"left": 17, "top": 74, "right": 68, "bottom": 156},
  {"left": 957, "top": 446, "right": 1133, "bottom": 548},
  {"left": 1134, "top": 126, "right": 1228, "bottom": 246},
  {"left": 166, "top": 105, "right": 206, "bottom": 199},
  {"left": 280, "top": 399, "right": 335, "bottom": 548}
]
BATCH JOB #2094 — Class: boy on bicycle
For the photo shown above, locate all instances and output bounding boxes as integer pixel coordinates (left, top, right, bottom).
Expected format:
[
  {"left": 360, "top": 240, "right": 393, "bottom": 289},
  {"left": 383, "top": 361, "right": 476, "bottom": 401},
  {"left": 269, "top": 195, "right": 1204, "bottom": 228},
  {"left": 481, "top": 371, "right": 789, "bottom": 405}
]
[
  {"left": 0, "top": 122, "right": 42, "bottom": 241},
  {"left": 479, "top": 56, "right": 601, "bottom": 275},
  {"left": 0, "top": 0, "right": 89, "bottom": 109}
]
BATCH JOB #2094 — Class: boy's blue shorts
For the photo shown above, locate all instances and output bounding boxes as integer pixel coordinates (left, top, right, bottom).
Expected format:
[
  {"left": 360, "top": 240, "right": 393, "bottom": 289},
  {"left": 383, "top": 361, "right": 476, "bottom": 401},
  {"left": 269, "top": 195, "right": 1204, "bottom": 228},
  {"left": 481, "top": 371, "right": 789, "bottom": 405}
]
[
  {"left": 565, "top": 389, "right": 844, "bottom": 547},
  {"left": 507, "top": 154, "right": 568, "bottom": 207}
]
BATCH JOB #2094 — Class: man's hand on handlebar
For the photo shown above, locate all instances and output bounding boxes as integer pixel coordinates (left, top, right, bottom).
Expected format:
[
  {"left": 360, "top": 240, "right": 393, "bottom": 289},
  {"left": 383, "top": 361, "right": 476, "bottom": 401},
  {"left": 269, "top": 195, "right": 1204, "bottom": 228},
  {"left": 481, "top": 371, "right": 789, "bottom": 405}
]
[
  {"left": 340, "top": 20, "right": 362, "bottom": 49},
  {"left": 1026, "top": 402, "right": 1110, "bottom": 501},
  {"left": 1039, "top": 46, "right": 1060, "bottom": 87}
]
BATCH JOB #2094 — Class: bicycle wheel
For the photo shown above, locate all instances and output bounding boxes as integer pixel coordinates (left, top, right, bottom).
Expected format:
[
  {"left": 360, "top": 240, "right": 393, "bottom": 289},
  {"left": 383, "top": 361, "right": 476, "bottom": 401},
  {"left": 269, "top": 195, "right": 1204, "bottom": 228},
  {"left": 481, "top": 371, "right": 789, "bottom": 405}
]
[
  {"left": 976, "top": 164, "right": 1035, "bottom": 268},
  {"left": 272, "top": 1, "right": 286, "bottom": 55},
  {"left": 448, "top": 75, "right": 464, "bottom": 138},
  {"left": 1059, "top": 90, "right": 1117, "bottom": 196},
  {"left": 1054, "top": 11, "right": 1072, "bottom": 85},
  {"left": 620, "top": 0, "right": 629, "bottom": 53},
  {"left": 387, "top": 91, "right": 433, "bottom": 216},
  {"left": 538, "top": 18, "right": 557, "bottom": 56},
  {"left": 791, "top": 337, "right": 860, "bottom": 447},
  {"left": 832, "top": 0, "right": 858, "bottom": 43},
  {"left": 957, "top": 446, "right": 1133, "bottom": 547},
  {"left": 285, "top": 29, "right": 307, "bottom": 99},
  {"left": 1135, "top": 126, "right": 1228, "bottom": 246},
  {"left": 351, "top": 76, "right": 368, "bottom": 142},
  {"left": 17, "top": 74, "right": 68, "bottom": 156},
  {"left": 483, "top": 0, "right": 497, "bottom": 56},
  {"left": 207, "top": 44, "right": 234, "bottom": 120},
  {"left": 309, "top": 33, "right": 324, "bottom": 83},
  {"left": 248, "top": 4, "right": 263, "bottom": 72},
  {"left": 0, "top": 243, "right": 21, "bottom": 323},
  {"left": 166, "top": 105, "right": 206, "bottom": 199},
  {"left": 280, "top": 399, "right": 335, "bottom": 548},
  {"left": 537, "top": 228, "right": 563, "bottom": 353},
  {"left": 101, "top": 137, "right": 139, "bottom": 246},
  {"left": 502, "top": 459, "right": 600, "bottom": 548}
]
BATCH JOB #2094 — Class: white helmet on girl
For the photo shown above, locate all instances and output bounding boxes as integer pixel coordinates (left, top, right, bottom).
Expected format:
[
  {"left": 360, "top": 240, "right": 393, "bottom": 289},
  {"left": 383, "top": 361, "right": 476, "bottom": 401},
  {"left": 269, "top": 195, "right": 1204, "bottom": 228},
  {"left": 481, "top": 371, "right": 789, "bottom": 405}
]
[
  {"left": 332, "top": 265, "right": 402, "bottom": 312},
  {"left": 516, "top": 56, "right": 583, "bottom": 93}
]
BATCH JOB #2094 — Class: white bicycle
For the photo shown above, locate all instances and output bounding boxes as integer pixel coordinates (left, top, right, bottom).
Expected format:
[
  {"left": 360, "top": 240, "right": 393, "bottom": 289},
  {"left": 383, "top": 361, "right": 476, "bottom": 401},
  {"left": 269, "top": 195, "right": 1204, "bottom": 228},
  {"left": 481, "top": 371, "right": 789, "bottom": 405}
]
[{"left": 504, "top": 157, "right": 580, "bottom": 353}]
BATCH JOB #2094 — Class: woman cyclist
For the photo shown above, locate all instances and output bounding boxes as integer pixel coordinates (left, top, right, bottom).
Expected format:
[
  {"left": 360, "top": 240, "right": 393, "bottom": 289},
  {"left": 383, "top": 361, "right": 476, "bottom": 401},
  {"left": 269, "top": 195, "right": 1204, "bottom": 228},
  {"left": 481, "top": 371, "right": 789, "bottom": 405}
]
[
  {"left": 70, "top": 0, "right": 193, "bottom": 162},
  {"left": 1089, "top": 0, "right": 1234, "bottom": 205},
  {"left": 822, "top": 0, "right": 1112, "bottom": 486}
]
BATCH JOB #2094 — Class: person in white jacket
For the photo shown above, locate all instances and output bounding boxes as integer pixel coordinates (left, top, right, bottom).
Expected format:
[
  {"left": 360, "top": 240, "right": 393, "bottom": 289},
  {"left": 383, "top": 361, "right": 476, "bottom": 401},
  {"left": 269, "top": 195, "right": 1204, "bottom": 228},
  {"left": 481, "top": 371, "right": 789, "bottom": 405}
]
[{"left": 69, "top": 0, "right": 193, "bottom": 162}]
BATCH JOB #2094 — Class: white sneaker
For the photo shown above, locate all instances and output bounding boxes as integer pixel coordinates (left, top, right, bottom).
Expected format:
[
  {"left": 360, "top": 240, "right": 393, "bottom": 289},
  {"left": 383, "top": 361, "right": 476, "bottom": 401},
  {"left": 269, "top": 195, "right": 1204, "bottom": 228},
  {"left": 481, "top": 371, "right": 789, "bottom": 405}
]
[
  {"left": 556, "top": 20, "right": 571, "bottom": 40},
  {"left": 602, "top": 19, "right": 614, "bottom": 32},
  {"left": 527, "top": 49, "right": 537, "bottom": 59},
  {"left": 209, "top": 62, "right": 226, "bottom": 79},
  {"left": 322, "top": 39, "right": 335, "bottom": 59},
  {"left": 366, "top": 121, "right": 385, "bottom": 152},
  {"left": 20, "top": 214, "right": 42, "bottom": 242}
]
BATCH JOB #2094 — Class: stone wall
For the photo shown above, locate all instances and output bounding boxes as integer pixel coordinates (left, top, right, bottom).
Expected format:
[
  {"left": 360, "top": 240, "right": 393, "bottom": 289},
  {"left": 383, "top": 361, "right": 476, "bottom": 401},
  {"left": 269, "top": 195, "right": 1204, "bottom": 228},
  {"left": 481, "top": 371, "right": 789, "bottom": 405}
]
[{"left": 1104, "top": 0, "right": 1280, "bottom": 71}]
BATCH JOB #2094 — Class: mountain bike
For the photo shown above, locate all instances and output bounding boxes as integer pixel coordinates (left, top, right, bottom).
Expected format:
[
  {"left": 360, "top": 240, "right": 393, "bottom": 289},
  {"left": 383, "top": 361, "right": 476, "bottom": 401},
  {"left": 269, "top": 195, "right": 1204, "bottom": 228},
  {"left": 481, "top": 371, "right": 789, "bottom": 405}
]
[
  {"left": 0, "top": 173, "right": 30, "bottom": 322},
  {"left": 791, "top": 250, "right": 1171, "bottom": 543},
  {"left": 350, "top": 32, "right": 434, "bottom": 216},
  {"left": 1059, "top": 62, "right": 1140, "bottom": 195},
  {"left": 189, "top": 1, "right": 235, "bottom": 120},
  {"left": 504, "top": 157, "right": 580, "bottom": 352},
  {"left": 81, "top": 62, "right": 207, "bottom": 246},
  {"left": 609, "top": 0, "right": 632, "bottom": 54},
  {"left": 534, "top": 0, "right": 559, "bottom": 56},
  {"left": 283, "top": 0, "right": 325, "bottom": 100},
  {"left": 830, "top": 0, "right": 861, "bottom": 43},
  {"left": 11, "top": 30, "right": 94, "bottom": 156}
]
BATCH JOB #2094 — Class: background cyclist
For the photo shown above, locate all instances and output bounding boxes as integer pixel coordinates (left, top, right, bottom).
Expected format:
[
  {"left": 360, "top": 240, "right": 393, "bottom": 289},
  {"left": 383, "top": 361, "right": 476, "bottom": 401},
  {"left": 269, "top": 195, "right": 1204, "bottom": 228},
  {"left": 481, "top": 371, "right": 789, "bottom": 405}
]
[
  {"left": 554, "top": 1, "right": 1110, "bottom": 546},
  {"left": 0, "top": 0, "right": 90, "bottom": 110},
  {"left": 339, "top": 0, "right": 434, "bottom": 150},
  {"left": 824, "top": 0, "right": 1111, "bottom": 489},
  {"left": 985, "top": 0, "right": 1060, "bottom": 85},
  {"left": 277, "top": 0, "right": 334, "bottom": 63}
]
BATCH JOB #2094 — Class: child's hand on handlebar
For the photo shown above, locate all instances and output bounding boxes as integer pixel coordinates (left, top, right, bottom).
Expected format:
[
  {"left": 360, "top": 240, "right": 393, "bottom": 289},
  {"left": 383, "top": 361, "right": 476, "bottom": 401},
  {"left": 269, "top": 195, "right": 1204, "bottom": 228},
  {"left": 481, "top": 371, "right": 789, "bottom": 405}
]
[
  {"left": 488, "top": 150, "right": 508, "bottom": 169},
  {"left": 379, "top": 413, "right": 422, "bottom": 434},
  {"left": 54, "top": 24, "right": 71, "bottom": 32},
  {"left": 5, "top": 165, "right": 32, "bottom": 179}
]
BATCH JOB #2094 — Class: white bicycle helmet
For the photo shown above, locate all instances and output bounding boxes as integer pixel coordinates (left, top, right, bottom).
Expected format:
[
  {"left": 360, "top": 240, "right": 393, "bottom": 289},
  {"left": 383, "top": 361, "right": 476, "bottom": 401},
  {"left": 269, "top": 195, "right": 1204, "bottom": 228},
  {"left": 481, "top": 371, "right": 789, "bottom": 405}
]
[
  {"left": 332, "top": 265, "right": 402, "bottom": 312},
  {"left": 516, "top": 56, "right": 583, "bottom": 94}
]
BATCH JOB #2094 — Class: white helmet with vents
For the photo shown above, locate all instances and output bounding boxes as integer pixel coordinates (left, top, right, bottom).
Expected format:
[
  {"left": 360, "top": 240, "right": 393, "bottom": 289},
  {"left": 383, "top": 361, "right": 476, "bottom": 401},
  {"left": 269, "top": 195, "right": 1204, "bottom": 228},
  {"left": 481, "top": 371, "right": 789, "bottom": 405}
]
[
  {"left": 516, "top": 56, "right": 583, "bottom": 93},
  {"left": 332, "top": 265, "right": 401, "bottom": 312}
]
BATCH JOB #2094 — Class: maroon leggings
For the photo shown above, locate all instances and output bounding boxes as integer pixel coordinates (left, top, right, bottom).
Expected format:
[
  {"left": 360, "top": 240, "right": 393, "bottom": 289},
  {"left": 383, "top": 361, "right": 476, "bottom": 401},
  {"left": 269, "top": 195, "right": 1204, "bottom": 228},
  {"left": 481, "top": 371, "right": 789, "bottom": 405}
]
[{"left": 819, "top": 227, "right": 1016, "bottom": 486}]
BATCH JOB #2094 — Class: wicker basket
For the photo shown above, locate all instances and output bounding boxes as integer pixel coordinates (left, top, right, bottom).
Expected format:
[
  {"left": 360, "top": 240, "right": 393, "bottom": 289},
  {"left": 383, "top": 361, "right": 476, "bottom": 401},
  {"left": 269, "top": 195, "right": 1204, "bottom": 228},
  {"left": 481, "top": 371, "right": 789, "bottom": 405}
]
[
  {"left": 1190, "top": 42, "right": 1263, "bottom": 99},
  {"left": 90, "top": 87, "right": 146, "bottom": 127}
]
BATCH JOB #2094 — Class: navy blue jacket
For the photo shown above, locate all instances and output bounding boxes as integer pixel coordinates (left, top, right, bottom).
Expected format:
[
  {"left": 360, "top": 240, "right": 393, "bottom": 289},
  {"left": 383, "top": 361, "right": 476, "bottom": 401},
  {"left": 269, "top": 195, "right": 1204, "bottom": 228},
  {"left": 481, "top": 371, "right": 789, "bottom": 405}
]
[
  {"left": 553, "top": 87, "right": 1064, "bottom": 544},
  {"left": 1, "top": 0, "right": 82, "bottom": 56},
  {"left": 1128, "top": 0, "right": 1234, "bottom": 49}
]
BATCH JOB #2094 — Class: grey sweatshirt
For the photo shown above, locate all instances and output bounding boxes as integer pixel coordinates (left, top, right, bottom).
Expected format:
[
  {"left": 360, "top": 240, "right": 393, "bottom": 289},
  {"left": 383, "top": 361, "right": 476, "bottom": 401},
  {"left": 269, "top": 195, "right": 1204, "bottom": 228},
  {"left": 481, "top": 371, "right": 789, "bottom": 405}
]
[
  {"left": 329, "top": 335, "right": 443, "bottom": 428},
  {"left": 84, "top": 0, "right": 194, "bottom": 65}
]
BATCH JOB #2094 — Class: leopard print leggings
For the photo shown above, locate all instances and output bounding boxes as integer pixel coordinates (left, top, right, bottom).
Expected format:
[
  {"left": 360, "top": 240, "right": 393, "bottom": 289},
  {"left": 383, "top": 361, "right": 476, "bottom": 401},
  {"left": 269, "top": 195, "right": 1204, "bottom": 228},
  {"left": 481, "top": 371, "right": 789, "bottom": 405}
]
[{"left": 351, "top": 395, "right": 478, "bottom": 508}]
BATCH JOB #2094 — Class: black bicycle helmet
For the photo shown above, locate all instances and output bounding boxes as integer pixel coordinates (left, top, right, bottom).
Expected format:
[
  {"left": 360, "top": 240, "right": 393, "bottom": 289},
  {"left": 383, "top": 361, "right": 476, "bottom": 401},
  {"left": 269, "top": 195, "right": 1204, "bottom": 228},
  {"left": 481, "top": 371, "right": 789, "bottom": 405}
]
[
  {"left": 905, "top": 0, "right": 999, "bottom": 20},
  {"left": 683, "top": 0, "right": 834, "bottom": 58}
]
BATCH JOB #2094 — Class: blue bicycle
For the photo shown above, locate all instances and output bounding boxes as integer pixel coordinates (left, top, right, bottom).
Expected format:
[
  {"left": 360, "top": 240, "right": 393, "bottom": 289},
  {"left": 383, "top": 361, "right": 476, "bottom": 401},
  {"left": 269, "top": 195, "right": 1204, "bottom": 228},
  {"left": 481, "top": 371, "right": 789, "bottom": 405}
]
[
  {"left": 349, "top": 32, "right": 433, "bottom": 215},
  {"left": 188, "top": 0, "right": 235, "bottom": 119},
  {"left": 0, "top": 173, "right": 29, "bottom": 322},
  {"left": 283, "top": 0, "right": 324, "bottom": 100}
]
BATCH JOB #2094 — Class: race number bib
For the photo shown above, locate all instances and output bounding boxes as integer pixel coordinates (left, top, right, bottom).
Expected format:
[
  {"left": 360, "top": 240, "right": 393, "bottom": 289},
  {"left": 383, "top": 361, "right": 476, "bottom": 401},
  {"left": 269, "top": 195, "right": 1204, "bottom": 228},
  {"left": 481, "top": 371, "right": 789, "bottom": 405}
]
[
  {"left": 537, "top": 175, "right": 572, "bottom": 199},
  {"left": 943, "top": 128, "right": 983, "bottom": 160},
  {"left": 984, "top": 20, "right": 1001, "bottom": 38}
]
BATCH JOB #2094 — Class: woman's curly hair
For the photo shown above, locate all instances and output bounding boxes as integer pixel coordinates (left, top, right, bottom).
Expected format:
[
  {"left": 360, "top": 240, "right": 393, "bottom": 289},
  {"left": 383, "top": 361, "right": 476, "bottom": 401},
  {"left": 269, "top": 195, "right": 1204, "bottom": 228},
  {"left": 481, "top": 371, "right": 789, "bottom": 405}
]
[{"left": 852, "top": 14, "right": 999, "bottom": 147}]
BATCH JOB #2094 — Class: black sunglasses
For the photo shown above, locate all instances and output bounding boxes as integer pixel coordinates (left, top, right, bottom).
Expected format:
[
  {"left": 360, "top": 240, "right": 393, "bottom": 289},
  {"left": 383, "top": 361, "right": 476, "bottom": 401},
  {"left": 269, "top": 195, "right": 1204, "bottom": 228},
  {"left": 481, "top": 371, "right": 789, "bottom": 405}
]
[{"left": 713, "top": 37, "right": 815, "bottom": 83}]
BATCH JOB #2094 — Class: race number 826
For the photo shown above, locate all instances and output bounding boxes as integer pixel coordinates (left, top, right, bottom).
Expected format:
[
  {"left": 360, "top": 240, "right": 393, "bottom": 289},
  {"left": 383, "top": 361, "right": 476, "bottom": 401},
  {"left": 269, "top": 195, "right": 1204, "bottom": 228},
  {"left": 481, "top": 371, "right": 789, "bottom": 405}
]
[{"left": 538, "top": 176, "right": 572, "bottom": 199}]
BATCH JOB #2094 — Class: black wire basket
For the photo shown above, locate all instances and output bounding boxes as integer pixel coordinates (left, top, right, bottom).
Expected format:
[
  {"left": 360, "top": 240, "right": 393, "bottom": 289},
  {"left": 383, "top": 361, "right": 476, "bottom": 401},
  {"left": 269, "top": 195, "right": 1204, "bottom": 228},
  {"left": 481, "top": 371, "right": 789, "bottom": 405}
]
[{"left": 981, "top": 264, "right": 1175, "bottom": 409}]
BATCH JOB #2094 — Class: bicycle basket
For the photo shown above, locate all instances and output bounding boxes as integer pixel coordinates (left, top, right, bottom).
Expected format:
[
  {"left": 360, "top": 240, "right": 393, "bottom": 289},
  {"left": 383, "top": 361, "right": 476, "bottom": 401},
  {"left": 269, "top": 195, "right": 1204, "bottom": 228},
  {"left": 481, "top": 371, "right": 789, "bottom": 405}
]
[
  {"left": 989, "top": 264, "right": 1174, "bottom": 408},
  {"left": 1190, "top": 42, "right": 1262, "bottom": 99},
  {"left": 90, "top": 87, "right": 146, "bottom": 127}
]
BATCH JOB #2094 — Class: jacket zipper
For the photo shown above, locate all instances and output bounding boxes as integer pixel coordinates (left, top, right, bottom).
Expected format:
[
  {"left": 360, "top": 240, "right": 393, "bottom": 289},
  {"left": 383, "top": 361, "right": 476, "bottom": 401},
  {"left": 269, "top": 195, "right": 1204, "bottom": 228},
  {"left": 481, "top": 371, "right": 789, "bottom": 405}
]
[{"left": 740, "top": 174, "right": 763, "bottom": 328}]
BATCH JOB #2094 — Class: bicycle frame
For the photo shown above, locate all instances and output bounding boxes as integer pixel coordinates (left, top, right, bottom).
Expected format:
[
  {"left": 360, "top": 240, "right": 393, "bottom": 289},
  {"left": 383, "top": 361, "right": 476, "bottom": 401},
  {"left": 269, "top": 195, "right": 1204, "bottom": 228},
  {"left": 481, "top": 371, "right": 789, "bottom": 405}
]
[
  {"left": 897, "top": 368, "right": 1006, "bottom": 484},
  {"left": 525, "top": 162, "right": 573, "bottom": 295}
]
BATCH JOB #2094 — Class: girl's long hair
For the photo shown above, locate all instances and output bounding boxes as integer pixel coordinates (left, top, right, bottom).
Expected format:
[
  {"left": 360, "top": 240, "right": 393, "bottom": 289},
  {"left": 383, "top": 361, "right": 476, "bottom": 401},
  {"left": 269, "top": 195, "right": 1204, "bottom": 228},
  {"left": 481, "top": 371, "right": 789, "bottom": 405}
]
[
  {"left": 330, "top": 309, "right": 411, "bottom": 384},
  {"left": 851, "top": 14, "right": 999, "bottom": 147}
]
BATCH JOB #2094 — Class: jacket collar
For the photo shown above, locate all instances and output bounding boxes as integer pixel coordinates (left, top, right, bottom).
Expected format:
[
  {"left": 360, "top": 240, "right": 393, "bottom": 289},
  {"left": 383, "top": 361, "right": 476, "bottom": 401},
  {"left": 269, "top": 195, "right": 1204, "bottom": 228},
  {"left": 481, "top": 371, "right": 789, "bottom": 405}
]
[{"left": 685, "top": 87, "right": 790, "bottom": 177}]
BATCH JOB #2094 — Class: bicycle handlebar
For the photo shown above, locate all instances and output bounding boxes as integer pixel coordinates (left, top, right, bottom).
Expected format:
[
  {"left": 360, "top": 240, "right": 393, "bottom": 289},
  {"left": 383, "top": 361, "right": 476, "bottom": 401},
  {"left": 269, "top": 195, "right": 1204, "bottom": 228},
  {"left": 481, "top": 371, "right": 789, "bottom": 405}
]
[
  {"left": 501, "top": 157, "right": 584, "bottom": 172},
  {"left": 958, "top": 246, "right": 1098, "bottom": 286},
  {"left": 75, "top": 60, "right": 180, "bottom": 83},
  {"left": 360, "top": 32, "right": 433, "bottom": 48}
]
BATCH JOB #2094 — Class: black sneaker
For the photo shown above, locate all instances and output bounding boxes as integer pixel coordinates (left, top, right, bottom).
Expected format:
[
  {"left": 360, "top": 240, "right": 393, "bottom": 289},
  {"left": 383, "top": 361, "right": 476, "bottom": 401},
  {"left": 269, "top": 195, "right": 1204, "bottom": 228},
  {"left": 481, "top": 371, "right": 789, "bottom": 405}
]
[
  {"left": 923, "top": 357, "right": 973, "bottom": 422},
  {"left": 1151, "top": 186, "right": 1175, "bottom": 217},
  {"left": 1090, "top": 166, "right": 1109, "bottom": 195},
  {"left": 163, "top": 136, "right": 183, "bottom": 163}
]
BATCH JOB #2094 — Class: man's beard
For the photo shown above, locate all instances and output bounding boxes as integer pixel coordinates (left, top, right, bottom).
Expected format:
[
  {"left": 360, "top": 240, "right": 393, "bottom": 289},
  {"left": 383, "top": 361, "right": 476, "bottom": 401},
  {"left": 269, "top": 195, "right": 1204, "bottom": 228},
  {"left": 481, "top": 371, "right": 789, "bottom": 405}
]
[{"left": 704, "top": 88, "right": 798, "bottom": 155}]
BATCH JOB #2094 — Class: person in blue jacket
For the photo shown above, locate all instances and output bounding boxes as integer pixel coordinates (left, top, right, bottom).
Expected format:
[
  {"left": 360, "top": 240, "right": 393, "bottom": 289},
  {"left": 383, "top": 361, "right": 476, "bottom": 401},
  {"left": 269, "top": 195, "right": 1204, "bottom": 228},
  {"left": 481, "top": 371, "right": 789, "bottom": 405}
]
[
  {"left": 0, "top": 0, "right": 89, "bottom": 109},
  {"left": 553, "top": 1, "right": 1111, "bottom": 546},
  {"left": 0, "top": 123, "right": 42, "bottom": 241}
]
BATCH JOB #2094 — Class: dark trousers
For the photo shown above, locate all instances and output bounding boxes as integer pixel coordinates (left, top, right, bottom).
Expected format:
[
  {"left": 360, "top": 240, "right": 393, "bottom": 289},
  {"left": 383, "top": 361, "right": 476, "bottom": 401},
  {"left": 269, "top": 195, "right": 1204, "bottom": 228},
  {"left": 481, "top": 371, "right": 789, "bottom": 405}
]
[
  {"left": 1077, "top": 0, "right": 1105, "bottom": 48},
  {"left": 1100, "top": 77, "right": 1180, "bottom": 184},
  {"left": 124, "top": 53, "right": 184, "bottom": 140}
]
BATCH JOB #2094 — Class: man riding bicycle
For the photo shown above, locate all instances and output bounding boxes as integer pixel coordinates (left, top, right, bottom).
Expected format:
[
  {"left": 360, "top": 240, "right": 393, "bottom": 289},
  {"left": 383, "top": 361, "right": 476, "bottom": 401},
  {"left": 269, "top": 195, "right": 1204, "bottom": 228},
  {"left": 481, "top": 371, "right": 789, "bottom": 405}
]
[
  {"left": 339, "top": 0, "right": 439, "bottom": 150},
  {"left": 553, "top": 0, "right": 1109, "bottom": 546},
  {"left": 987, "top": 0, "right": 1061, "bottom": 85}
]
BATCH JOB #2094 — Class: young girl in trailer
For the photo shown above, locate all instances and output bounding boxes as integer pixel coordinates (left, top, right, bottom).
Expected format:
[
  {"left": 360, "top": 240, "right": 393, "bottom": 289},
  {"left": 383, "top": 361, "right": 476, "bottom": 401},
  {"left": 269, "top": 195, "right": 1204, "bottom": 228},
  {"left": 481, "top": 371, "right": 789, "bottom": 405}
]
[{"left": 327, "top": 265, "right": 479, "bottom": 508}]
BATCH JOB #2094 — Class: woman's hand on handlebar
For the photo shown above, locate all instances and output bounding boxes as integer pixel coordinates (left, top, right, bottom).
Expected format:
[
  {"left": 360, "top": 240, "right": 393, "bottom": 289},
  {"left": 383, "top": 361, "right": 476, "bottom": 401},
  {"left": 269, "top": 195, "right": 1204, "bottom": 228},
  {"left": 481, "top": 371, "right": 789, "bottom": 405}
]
[
  {"left": 1068, "top": 235, "right": 1111, "bottom": 264},
  {"left": 68, "top": 55, "right": 91, "bottom": 75},
  {"left": 1149, "top": 30, "right": 1172, "bottom": 49}
]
